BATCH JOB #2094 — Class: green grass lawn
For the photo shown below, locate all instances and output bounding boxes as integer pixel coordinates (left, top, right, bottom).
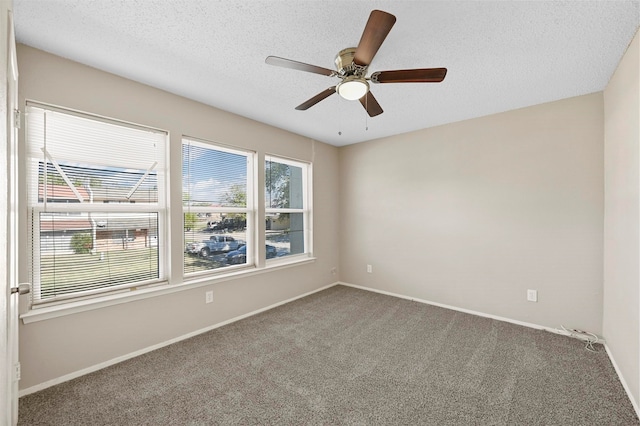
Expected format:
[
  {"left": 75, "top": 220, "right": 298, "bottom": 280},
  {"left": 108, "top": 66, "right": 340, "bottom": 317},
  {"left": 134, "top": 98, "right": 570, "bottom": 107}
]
[
  {"left": 40, "top": 248, "right": 159, "bottom": 297},
  {"left": 40, "top": 247, "right": 233, "bottom": 298}
]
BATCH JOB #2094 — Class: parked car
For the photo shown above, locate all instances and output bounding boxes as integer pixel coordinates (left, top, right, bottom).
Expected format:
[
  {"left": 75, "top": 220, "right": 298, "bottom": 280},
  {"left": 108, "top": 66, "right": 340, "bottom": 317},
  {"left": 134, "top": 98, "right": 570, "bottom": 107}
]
[
  {"left": 208, "top": 217, "right": 247, "bottom": 232},
  {"left": 226, "top": 244, "right": 277, "bottom": 264},
  {"left": 266, "top": 244, "right": 277, "bottom": 259},
  {"left": 185, "top": 235, "right": 245, "bottom": 257}
]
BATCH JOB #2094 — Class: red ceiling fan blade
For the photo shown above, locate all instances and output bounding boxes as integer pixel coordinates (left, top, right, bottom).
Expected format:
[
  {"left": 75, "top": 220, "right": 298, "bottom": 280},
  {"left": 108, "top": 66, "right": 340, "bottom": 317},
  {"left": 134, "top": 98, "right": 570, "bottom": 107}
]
[
  {"left": 353, "top": 10, "right": 396, "bottom": 67},
  {"left": 359, "top": 91, "right": 383, "bottom": 117},
  {"left": 265, "top": 56, "right": 335, "bottom": 76},
  {"left": 295, "top": 87, "right": 337, "bottom": 110},
  {"left": 370, "top": 68, "right": 448, "bottom": 83}
]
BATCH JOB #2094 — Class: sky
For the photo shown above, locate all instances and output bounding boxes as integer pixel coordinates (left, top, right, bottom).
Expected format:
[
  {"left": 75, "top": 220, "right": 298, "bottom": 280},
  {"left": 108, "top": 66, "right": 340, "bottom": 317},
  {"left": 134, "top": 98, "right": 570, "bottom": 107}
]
[{"left": 182, "top": 142, "right": 247, "bottom": 205}]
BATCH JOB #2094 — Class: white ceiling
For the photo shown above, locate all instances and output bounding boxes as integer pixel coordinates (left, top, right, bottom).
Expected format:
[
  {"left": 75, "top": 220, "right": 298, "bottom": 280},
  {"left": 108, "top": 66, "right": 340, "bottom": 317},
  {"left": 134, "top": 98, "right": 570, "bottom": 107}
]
[{"left": 12, "top": 1, "right": 640, "bottom": 147}]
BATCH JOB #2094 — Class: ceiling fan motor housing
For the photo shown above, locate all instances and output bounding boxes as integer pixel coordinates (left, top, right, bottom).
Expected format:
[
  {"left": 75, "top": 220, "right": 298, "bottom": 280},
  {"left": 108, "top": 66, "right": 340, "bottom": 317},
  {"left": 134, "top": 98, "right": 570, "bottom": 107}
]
[{"left": 335, "top": 47, "right": 367, "bottom": 77}]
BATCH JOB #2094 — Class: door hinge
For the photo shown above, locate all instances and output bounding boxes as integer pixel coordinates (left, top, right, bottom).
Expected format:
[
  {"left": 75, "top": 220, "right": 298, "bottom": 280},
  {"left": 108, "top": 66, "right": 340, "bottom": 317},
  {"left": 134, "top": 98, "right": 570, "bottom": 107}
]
[
  {"left": 13, "top": 362, "right": 21, "bottom": 381},
  {"left": 13, "top": 109, "right": 21, "bottom": 130}
]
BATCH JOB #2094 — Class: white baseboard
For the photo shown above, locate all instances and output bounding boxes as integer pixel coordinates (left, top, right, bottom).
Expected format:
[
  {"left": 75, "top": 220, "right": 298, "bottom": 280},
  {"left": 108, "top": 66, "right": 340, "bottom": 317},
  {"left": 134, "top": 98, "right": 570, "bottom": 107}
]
[
  {"left": 339, "top": 282, "right": 567, "bottom": 335},
  {"left": 604, "top": 344, "right": 640, "bottom": 418},
  {"left": 339, "top": 282, "right": 640, "bottom": 417},
  {"left": 19, "top": 282, "right": 340, "bottom": 397},
  {"left": 22, "top": 279, "right": 638, "bottom": 419}
]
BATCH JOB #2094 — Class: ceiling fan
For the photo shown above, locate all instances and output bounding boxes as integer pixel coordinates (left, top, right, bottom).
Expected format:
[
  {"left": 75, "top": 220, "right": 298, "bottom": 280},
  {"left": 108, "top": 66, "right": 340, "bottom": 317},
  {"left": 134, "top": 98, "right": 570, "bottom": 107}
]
[{"left": 265, "top": 9, "right": 447, "bottom": 117}]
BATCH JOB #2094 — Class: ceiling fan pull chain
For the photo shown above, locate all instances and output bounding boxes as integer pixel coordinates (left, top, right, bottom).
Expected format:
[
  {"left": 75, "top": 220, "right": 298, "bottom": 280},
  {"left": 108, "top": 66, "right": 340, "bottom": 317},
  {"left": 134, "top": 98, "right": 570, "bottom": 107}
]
[
  {"left": 338, "top": 96, "right": 342, "bottom": 136},
  {"left": 365, "top": 95, "right": 369, "bottom": 131}
]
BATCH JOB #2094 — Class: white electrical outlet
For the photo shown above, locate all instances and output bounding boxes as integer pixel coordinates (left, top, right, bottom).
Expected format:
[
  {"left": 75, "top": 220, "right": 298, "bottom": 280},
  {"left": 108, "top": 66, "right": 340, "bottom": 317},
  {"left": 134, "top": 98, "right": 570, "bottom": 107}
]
[
  {"left": 205, "top": 290, "right": 213, "bottom": 304},
  {"left": 367, "top": 264, "right": 372, "bottom": 273},
  {"left": 527, "top": 289, "right": 537, "bottom": 302}
]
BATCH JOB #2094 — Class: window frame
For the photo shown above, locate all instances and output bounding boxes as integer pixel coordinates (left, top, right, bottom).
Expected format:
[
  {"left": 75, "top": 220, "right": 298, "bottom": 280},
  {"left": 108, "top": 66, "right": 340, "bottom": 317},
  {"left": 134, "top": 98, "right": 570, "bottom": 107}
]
[
  {"left": 264, "top": 154, "right": 313, "bottom": 263},
  {"left": 182, "top": 136, "right": 256, "bottom": 277},
  {"left": 25, "top": 102, "right": 169, "bottom": 305},
  {"left": 21, "top": 103, "right": 316, "bottom": 317}
]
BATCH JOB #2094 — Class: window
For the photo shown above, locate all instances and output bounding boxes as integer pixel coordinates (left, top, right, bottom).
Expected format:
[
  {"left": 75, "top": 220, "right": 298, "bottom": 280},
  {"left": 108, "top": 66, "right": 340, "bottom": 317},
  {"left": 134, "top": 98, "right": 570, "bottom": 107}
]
[
  {"left": 26, "top": 104, "right": 167, "bottom": 303},
  {"left": 182, "top": 138, "right": 254, "bottom": 274},
  {"left": 265, "top": 156, "right": 311, "bottom": 259},
  {"left": 24, "top": 104, "right": 313, "bottom": 309}
]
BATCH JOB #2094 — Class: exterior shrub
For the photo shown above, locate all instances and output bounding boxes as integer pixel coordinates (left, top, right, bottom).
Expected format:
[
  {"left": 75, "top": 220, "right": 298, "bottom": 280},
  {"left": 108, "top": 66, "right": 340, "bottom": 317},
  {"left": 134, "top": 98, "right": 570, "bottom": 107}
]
[{"left": 70, "top": 232, "right": 93, "bottom": 254}]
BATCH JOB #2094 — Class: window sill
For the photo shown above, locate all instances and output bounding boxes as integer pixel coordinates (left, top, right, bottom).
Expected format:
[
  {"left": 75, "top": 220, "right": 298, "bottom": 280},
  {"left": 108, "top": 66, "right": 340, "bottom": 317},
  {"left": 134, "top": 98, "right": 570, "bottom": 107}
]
[{"left": 20, "top": 256, "right": 316, "bottom": 324}]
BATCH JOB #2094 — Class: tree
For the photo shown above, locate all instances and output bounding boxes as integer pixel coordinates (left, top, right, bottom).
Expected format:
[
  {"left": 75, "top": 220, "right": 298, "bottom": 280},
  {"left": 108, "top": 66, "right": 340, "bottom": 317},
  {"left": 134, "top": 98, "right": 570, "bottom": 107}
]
[
  {"left": 219, "top": 184, "right": 247, "bottom": 227},
  {"left": 221, "top": 183, "right": 246, "bottom": 207},
  {"left": 70, "top": 232, "right": 93, "bottom": 254},
  {"left": 184, "top": 212, "right": 198, "bottom": 231},
  {"left": 265, "top": 161, "right": 290, "bottom": 208}
]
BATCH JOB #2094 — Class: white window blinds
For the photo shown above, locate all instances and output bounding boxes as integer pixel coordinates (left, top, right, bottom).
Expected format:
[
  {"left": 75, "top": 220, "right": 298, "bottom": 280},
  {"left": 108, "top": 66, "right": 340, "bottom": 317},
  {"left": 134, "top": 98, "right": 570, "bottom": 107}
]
[
  {"left": 182, "top": 137, "right": 253, "bottom": 275},
  {"left": 26, "top": 104, "right": 167, "bottom": 303}
]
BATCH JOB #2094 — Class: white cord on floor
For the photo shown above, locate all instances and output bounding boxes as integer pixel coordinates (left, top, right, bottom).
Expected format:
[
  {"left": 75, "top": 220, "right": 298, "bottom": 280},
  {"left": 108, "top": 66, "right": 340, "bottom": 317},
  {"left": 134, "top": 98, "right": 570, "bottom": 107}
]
[{"left": 559, "top": 325, "right": 599, "bottom": 352}]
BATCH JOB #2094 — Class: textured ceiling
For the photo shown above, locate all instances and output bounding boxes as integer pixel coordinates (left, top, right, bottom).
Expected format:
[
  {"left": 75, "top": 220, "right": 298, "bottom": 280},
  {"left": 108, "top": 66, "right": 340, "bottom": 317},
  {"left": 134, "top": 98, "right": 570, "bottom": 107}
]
[{"left": 12, "top": 0, "right": 640, "bottom": 146}]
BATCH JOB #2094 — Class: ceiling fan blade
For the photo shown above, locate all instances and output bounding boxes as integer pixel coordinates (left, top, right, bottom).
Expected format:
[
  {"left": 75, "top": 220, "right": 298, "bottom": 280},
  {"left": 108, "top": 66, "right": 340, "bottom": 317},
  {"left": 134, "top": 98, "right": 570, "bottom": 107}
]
[
  {"left": 295, "top": 87, "right": 337, "bottom": 110},
  {"left": 354, "top": 10, "right": 396, "bottom": 67},
  {"left": 359, "top": 91, "right": 383, "bottom": 117},
  {"left": 266, "top": 56, "right": 335, "bottom": 76},
  {"left": 370, "top": 68, "right": 448, "bottom": 84}
]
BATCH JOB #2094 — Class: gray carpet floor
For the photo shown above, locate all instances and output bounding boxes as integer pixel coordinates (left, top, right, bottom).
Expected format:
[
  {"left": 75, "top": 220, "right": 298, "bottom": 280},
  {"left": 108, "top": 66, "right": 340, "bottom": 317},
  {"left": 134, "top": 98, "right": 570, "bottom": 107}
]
[{"left": 18, "top": 285, "right": 639, "bottom": 425}]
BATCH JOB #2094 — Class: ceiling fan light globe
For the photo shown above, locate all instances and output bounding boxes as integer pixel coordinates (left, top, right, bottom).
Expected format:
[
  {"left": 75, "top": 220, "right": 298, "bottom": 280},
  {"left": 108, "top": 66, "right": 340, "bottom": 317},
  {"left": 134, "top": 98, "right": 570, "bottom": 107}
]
[{"left": 337, "top": 79, "right": 369, "bottom": 100}]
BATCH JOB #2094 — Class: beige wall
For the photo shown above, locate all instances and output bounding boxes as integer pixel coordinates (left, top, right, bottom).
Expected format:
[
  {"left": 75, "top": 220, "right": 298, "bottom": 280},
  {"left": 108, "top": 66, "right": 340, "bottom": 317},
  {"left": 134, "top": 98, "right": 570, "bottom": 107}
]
[
  {"left": 16, "top": 34, "right": 638, "bottom": 408},
  {"left": 604, "top": 30, "right": 640, "bottom": 408},
  {"left": 339, "top": 93, "right": 604, "bottom": 333},
  {"left": 16, "top": 45, "right": 340, "bottom": 390}
]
